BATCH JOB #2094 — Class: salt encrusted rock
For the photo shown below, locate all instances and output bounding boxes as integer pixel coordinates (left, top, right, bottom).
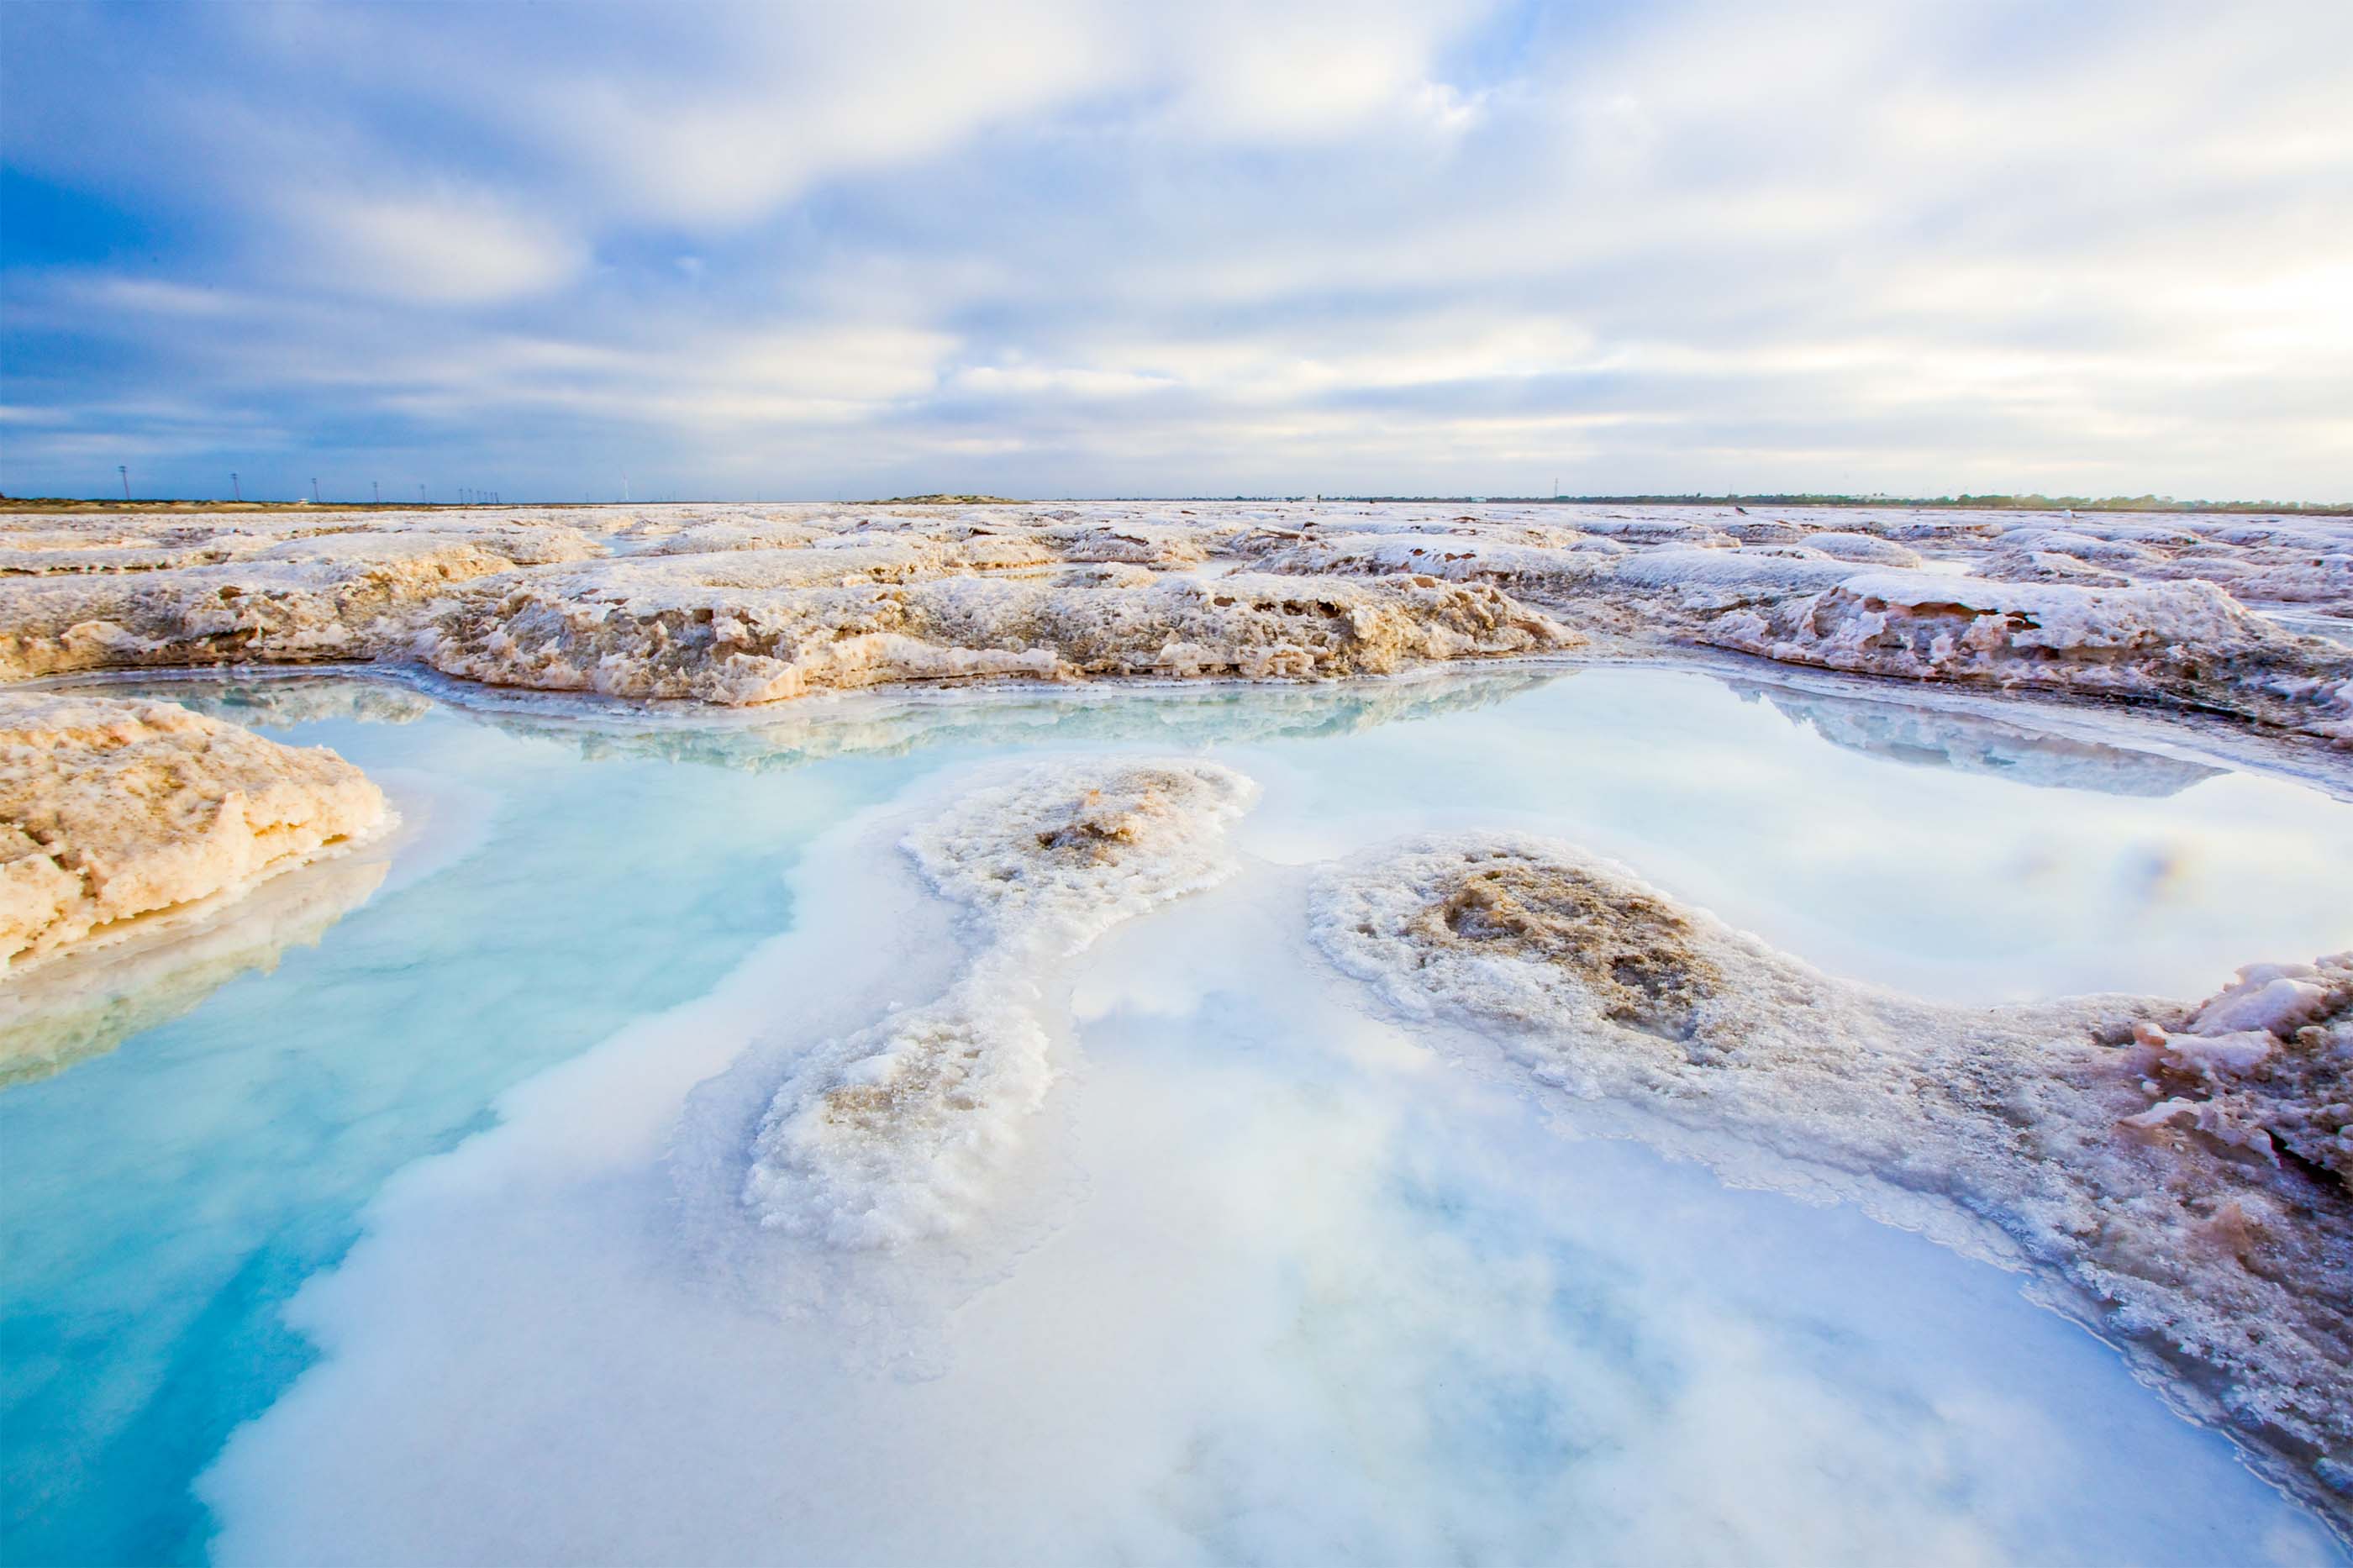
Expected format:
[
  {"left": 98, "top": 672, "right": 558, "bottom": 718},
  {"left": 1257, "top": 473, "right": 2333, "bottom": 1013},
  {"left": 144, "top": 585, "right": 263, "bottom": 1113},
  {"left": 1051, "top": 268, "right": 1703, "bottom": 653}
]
[
  {"left": 2124, "top": 955, "right": 2353, "bottom": 1185},
  {"left": 419, "top": 571, "right": 1573, "bottom": 704},
  {"left": 744, "top": 758, "right": 1258, "bottom": 1247},
  {"left": 1313, "top": 834, "right": 2353, "bottom": 1499},
  {"left": 1251, "top": 532, "right": 1629, "bottom": 600},
  {"left": 1695, "top": 573, "right": 2353, "bottom": 739},
  {"left": 1, "top": 502, "right": 2343, "bottom": 739},
  {"left": 0, "top": 530, "right": 602, "bottom": 680},
  {"left": 0, "top": 692, "right": 387, "bottom": 967}
]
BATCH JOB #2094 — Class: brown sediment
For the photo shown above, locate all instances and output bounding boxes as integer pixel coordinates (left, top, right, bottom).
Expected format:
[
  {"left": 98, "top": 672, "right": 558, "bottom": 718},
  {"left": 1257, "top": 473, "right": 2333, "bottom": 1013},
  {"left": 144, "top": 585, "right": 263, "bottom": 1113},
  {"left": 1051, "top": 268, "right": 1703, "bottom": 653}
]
[{"left": 1315, "top": 834, "right": 2353, "bottom": 1515}]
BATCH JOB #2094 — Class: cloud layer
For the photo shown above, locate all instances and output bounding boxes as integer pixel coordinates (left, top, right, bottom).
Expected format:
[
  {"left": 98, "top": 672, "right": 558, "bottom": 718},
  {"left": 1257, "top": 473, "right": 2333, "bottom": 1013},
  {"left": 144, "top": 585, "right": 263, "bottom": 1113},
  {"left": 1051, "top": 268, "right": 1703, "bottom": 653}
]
[{"left": 3, "top": 0, "right": 2348, "bottom": 501}]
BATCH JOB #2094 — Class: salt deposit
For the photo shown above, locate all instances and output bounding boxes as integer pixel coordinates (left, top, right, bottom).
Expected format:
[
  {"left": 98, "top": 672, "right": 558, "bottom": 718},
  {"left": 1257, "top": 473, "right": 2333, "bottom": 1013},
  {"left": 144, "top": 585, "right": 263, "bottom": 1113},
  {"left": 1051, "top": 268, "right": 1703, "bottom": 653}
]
[
  {"left": 0, "top": 692, "right": 387, "bottom": 967},
  {"left": 1312, "top": 834, "right": 2353, "bottom": 1501},
  {"left": 3, "top": 501, "right": 2342, "bottom": 745},
  {"left": 744, "top": 758, "right": 1256, "bottom": 1245},
  {"left": 420, "top": 568, "right": 1570, "bottom": 703}
]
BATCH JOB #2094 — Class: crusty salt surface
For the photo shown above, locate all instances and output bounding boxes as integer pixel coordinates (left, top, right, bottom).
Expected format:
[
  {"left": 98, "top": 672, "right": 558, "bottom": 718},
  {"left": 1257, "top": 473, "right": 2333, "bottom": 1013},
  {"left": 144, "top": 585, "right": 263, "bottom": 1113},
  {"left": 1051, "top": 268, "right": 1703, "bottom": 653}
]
[
  {"left": 0, "top": 692, "right": 386, "bottom": 969},
  {"left": 1312, "top": 833, "right": 2353, "bottom": 1500},
  {"left": 197, "top": 771, "right": 2345, "bottom": 1565},
  {"left": 743, "top": 757, "right": 1257, "bottom": 1246},
  {"left": 7, "top": 500, "right": 2344, "bottom": 744}
]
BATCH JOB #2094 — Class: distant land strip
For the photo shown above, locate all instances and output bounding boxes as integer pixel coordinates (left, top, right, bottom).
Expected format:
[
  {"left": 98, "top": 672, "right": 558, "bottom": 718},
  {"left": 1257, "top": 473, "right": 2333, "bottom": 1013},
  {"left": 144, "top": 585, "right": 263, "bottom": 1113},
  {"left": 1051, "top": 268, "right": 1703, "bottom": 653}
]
[{"left": 1, "top": 492, "right": 2346, "bottom": 517}]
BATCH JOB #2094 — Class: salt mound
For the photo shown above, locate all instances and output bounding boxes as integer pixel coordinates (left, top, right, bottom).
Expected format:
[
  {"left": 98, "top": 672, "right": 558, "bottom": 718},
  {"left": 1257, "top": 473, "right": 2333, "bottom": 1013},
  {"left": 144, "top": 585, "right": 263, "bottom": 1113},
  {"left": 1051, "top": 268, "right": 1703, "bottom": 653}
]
[
  {"left": 1698, "top": 573, "right": 2353, "bottom": 739},
  {"left": 0, "top": 530, "right": 598, "bottom": 680},
  {"left": 2, "top": 501, "right": 2340, "bottom": 743},
  {"left": 1313, "top": 834, "right": 2353, "bottom": 1499},
  {"left": 2124, "top": 955, "right": 2352, "bottom": 1186},
  {"left": 422, "top": 571, "right": 1571, "bottom": 704},
  {"left": 744, "top": 759, "right": 1257, "bottom": 1246},
  {"left": 0, "top": 692, "right": 387, "bottom": 967}
]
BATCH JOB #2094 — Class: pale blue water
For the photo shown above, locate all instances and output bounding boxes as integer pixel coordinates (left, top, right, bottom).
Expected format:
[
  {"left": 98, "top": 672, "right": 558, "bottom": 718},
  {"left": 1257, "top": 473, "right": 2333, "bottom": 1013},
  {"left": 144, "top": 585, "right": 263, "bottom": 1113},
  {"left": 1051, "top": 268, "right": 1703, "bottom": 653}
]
[{"left": 4, "top": 666, "right": 2350, "bottom": 1565}]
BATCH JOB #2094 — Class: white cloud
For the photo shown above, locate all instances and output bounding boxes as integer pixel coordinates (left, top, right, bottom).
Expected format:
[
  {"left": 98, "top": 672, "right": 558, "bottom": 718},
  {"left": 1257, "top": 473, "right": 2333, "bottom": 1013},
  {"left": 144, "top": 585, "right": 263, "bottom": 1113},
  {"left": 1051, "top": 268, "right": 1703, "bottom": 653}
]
[
  {"left": 4, "top": 0, "right": 2350, "bottom": 498},
  {"left": 286, "top": 191, "right": 585, "bottom": 306}
]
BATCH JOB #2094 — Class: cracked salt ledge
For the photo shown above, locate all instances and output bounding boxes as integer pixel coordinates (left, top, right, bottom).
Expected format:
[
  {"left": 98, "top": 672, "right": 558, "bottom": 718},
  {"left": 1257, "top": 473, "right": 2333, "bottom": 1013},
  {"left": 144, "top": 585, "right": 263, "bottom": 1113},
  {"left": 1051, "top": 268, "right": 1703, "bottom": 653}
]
[
  {"left": 189, "top": 729, "right": 2351, "bottom": 1564},
  {"left": 3, "top": 498, "right": 2345, "bottom": 744},
  {"left": 0, "top": 691, "right": 390, "bottom": 971}
]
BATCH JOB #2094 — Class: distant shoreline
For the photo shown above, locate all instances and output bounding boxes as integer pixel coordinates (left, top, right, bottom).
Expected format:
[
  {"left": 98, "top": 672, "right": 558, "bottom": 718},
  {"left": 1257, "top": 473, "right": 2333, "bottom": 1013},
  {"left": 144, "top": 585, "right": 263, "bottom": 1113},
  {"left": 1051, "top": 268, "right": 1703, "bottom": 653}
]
[{"left": 3, "top": 493, "right": 2347, "bottom": 517}]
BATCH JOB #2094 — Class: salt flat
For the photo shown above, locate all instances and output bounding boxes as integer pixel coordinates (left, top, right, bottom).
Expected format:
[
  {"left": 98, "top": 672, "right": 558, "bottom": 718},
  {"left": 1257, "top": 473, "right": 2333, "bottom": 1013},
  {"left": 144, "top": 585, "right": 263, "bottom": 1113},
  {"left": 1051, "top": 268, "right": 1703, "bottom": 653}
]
[
  {"left": 3, "top": 505, "right": 2350, "bottom": 1560},
  {"left": 3, "top": 500, "right": 2346, "bottom": 739}
]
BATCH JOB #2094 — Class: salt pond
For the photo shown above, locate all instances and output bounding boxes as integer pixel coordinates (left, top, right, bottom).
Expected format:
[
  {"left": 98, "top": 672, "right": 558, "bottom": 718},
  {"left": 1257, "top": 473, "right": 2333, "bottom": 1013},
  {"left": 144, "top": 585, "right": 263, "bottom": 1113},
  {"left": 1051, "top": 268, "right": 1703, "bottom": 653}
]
[{"left": 4, "top": 663, "right": 2350, "bottom": 1564}]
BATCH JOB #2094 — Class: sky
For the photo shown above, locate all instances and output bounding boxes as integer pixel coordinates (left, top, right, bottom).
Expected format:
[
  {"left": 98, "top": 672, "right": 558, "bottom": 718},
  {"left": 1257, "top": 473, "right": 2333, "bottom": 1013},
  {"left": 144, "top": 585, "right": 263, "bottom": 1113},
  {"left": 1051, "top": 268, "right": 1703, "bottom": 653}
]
[{"left": 2, "top": 0, "right": 2348, "bottom": 504}]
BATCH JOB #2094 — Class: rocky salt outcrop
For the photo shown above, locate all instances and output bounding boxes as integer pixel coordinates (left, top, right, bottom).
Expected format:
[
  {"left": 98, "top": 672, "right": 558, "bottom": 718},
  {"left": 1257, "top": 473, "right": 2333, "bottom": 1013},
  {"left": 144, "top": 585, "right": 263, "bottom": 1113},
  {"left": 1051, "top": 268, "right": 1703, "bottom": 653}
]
[
  {"left": 744, "top": 758, "right": 1258, "bottom": 1247},
  {"left": 1692, "top": 571, "right": 2353, "bottom": 740},
  {"left": 0, "top": 502, "right": 2343, "bottom": 743},
  {"left": 0, "top": 528, "right": 605, "bottom": 680},
  {"left": 0, "top": 692, "right": 387, "bottom": 969},
  {"left": 1312, "top": 834, "right": 2353, "bottom": 1504},
  {"left": 419, "top": 569, "right": 1573, "bottom": 704}
]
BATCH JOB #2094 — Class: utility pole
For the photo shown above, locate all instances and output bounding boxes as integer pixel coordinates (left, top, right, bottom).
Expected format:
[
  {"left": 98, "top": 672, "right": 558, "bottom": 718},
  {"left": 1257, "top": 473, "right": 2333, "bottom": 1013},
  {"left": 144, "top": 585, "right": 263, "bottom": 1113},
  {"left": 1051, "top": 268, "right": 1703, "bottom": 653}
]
[
  {"left": 118, "top": 465, "right": 129, "bottom": 501},
  {"left": 231, "top": 471, "right": 240, "bottom": 502}
]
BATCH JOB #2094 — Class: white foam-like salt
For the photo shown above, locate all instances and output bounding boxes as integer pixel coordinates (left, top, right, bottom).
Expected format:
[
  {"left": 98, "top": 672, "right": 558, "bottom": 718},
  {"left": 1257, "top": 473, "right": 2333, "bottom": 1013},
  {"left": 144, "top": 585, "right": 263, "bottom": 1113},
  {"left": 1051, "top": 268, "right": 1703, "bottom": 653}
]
[{"left": 741, "top": 758, "right": 1256, "bottom": 1247}]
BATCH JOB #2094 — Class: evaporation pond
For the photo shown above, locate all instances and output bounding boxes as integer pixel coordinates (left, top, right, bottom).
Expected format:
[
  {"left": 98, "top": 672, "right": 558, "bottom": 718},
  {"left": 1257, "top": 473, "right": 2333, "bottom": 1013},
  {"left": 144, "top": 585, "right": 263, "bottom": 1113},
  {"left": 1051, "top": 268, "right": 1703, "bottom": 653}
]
[{"left": 4, "top": 666, "right": 2349, "bottom": 1565}]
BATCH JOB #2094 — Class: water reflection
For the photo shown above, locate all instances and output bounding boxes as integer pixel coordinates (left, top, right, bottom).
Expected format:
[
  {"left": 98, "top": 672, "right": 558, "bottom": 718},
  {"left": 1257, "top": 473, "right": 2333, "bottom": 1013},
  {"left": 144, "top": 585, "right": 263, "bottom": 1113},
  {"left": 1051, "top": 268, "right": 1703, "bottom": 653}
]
[
  {"left": 1729, "top": 680, "right": 2224, "bottom": 797},
  {"left": 74, "top": 665, "right": 1568, "bottom": 772},
  {"left": 1, "top": 851, "right": 390, "bottom": 1091}
]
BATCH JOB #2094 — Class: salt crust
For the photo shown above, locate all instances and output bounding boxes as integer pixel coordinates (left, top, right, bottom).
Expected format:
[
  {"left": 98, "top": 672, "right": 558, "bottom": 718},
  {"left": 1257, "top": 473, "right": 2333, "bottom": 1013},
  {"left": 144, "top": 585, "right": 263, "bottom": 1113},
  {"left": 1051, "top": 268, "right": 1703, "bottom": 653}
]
[
  {"left": 418, "top": 571, "right": 1570, "bottom": 704},
  {"left": 1255, "top": 526, "right": 2351, "bottom": 743},
  {"left": 1311, "top": 834, "right": 2353, "bottom": 1497},
  {"left": 742, "top": 758, "right": 1257, "bottom": 1247},
  {"left": 5, "top": 502, "right": 2342, "bottom": 743},
  {"left": 0, "top": 692, "right": 387, "bottom": 968}
]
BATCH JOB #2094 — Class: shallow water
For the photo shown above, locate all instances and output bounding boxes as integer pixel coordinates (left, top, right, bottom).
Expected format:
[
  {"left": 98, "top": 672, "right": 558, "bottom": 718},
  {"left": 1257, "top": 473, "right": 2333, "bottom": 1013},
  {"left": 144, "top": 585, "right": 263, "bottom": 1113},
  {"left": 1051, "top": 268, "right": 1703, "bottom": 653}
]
[{"left": 4, "top": 665, "right": 2350, "bottom": 1564}]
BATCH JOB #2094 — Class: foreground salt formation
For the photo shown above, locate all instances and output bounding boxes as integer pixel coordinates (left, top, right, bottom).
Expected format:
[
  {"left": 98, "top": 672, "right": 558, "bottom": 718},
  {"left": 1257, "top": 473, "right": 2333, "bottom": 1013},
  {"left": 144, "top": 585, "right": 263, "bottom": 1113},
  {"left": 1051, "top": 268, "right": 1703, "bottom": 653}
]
[
  {"left": 0, "top": 692, "right": 387, "bottom": 968},
  {"left": 4, "top": 501, "right": 2343, "bottom": 745},
  {"left": 1312, "top": 836, "right": 2352, "bottom": 1503},
  {"left": 743, "top": 757, "right": 1256, "bottom": 1246}
]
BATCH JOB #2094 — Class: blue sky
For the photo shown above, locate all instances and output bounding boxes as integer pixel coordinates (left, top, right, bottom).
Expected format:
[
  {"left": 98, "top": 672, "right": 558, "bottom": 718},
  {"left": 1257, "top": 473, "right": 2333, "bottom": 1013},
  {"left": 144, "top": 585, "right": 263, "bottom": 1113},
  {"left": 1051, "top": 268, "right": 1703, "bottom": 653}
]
[{"left": 2, "top": 0, "right": 2347, "bottom": 502}]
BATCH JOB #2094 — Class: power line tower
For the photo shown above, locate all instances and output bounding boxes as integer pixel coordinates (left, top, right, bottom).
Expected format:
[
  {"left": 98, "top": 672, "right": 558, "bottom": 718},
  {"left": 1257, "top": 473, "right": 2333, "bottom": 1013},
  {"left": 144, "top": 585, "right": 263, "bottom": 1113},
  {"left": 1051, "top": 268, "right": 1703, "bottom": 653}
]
[
  {"left": 118, "top": 465, "right": 129, "bottom": 502},
  {"left": 230, "top": 471, "right": 240, "bottom": 502},
  {"left": 373, "top": 481, "right": 381, "bottom": 504},
  {"left": 312, "top": 477, "right": 321, "bottom": 504}
]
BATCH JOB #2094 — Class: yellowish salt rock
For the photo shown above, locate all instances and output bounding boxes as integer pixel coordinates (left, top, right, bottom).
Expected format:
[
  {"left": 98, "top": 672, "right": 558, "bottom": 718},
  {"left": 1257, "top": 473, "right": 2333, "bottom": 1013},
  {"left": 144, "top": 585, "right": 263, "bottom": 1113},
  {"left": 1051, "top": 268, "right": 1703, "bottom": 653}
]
[{"left": 0, "top": 692, "right": 387, "bottom": 968}]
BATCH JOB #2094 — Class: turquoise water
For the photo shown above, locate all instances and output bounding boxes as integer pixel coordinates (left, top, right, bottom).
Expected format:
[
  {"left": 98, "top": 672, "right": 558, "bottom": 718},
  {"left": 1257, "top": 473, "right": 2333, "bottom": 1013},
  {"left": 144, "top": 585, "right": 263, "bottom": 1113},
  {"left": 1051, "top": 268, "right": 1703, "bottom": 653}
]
[
  {"left": 5, "top": 666, "right": 2350, "bottom": 1564},
  {"left": 3, "top": 690, "right": 856, "bottom": 1565}
]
